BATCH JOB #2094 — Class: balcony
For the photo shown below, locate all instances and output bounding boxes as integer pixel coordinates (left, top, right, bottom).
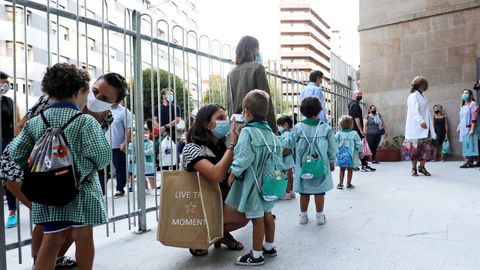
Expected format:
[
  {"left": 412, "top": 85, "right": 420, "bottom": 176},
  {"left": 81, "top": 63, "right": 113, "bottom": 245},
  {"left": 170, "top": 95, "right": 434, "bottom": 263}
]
[
  {"left": 280, "top": 49, "right": 330, "bottom": 69},
  {"left": 280, "top": 24, "right": 331, "bottom": 47}
]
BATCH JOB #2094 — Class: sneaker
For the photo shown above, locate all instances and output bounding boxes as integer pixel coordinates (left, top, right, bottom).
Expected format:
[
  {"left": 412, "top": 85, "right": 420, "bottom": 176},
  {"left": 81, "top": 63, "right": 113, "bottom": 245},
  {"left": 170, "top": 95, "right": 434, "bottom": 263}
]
[
  {"left": 366, "top": 166, "right": 376, "bottom": 172},
  {"left": 372, "top": 160, "right": 380, "bottom": 164},
  {"left": 280, "top": 193, "right": 293, "bottom": 200},
  {"left": 460, "top": 162, "right": 475, "bottom": 168},
  {"left": 114, "top": 191, "right": 125, "bottom": 198},
  {"left": 5, "top": 215, "right": 17, "bottom": 228},
  {"left": 262, "top": 247, "right": 277, "bottom": 257},
  {"left": 299, "top": 214, "right": 308, "bottom": 225},
  {"left": 55, "top": 256, "right": 77, "bottom": 269},
  {"left": 347, "top": 184, "right": 355, "bottom": 190},
  {"left": 235, "top": 251, "right": 265, "bottom": 266},
  {"left": 337, "top": 183, "right": 344, "bottom": 190},
  {"left": 289, "top": 191, "right": 296, "bottom": 198},
  {"left": 353, "top": 167, "right": 360, "bottom": 171},
  {"left": 316, "top": 213, "right": 326, "bottom": 225}
]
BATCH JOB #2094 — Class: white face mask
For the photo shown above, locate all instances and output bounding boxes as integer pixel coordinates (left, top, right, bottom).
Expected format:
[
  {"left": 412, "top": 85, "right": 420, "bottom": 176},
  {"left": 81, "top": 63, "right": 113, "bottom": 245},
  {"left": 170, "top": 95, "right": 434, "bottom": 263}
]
[
  {"left": 87, "top": 90, "right": 112, "bottom": 112},
  {"left": 0, "top": 83, "right": 10, "bottom": 95}
]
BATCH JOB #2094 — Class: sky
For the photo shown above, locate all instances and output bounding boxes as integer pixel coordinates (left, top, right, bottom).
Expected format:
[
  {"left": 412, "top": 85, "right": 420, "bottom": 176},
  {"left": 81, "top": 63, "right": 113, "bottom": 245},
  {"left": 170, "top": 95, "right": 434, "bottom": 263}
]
[{"left": 196, "top": 0, "right": 360, "bottom": 67}]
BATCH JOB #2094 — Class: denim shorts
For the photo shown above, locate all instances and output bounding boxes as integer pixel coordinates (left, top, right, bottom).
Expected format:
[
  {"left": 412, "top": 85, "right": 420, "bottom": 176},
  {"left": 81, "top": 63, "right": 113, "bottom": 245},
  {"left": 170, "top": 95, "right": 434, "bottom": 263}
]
[{"left": 42, "top": 221, "right": 85, "bottom": 234}]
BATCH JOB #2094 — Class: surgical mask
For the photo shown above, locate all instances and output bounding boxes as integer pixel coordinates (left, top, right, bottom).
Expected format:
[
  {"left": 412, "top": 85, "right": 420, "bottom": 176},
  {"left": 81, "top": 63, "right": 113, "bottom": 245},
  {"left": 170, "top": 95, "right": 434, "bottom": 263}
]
[
  {"left": 87, "top": 90, "right": 112, "bottom": 112},
  {"left": 356, "top": 96, "right": 363, "bottom": 101},
  {"left": 167, "top": 95, "right": 174, "bottom": 103},
  {"left": 255, "top": 54, "right": 263, "bottom": 64},
  {"left": 461, "top": 93, "right": 470, "bottom": 101},
  {"left": 0, "top": 83, "right": 10, "bottom": 95},
  {"left": 434, "top": 110, "right": 440, "bottom": 114},
  {"left": 211, "top": 120, "right": 230, "bottom": 138},
  {"left": 278, "top": 127, "right": 285, "bottom": 134},
  {"left": 371, "top": 110, "right": 377, "bottom": 115}
]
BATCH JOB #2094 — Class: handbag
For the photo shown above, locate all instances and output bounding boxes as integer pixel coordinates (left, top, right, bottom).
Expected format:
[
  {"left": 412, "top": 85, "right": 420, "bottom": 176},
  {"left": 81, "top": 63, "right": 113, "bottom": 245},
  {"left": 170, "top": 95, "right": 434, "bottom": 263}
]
[
  {"left": 250, "top": 128, "right": 287, "bottom": 202},
  {"left": 463, "top": 134, "right": 479, "bottom": 157},
  {"left": 158, "top": 170, "right": 223, "bottom": 250},
  {"left": 442, "top": 139, "right": 451, "bottom": 154},
  {"left": 362, "top": 138, "right": 372, "bottom": 157}
]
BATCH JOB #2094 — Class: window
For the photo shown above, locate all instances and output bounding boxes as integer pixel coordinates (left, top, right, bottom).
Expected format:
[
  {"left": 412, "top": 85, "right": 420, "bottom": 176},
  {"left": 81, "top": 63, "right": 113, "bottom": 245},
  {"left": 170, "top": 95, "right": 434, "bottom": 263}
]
[
  {"left": 51, "top": 0, "right": 67, "bottom": 9},
  {"left": 190, "top": 3, "right": 196, "bottom": 12},
  {"left": 6, "top": 6, "right": 31, "bottom": 25},
  {"left": 60, "top": 25, "right": 69, "bottom": 41},
  {"left": 109, "top": 47, "right": 118, "bottom": 61},
  {"left": 81, "top": 63, "right": 96, "bottom": 78},
  {"left": 51, "top": 53, "right": 69, "bottom": 63},
  {"left": 143, "top": 0, "right": 151, "bottom": 9},
  {"left": 6, "top": 41, "right": 33, "bottom": 60},
  {"left": 81, "top": 35, "right": 96, "bottom": 51}
]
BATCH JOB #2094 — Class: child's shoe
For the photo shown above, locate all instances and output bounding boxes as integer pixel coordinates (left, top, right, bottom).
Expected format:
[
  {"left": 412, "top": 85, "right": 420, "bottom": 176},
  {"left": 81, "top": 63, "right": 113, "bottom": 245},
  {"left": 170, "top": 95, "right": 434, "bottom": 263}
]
[
  {"left": 347, "top": 184, "right": 355, "bottom": 190},
  {"left": 280, "top": 193, "right": 292, "bottom": 200},
  {"left": 262, "top": 247, "right": 277, "bottom": 257},
  {"left": 289, "top": 191, "right": 296, "bottom": 198},
  {"left": 337, "top": 183, "right": 344, "bottom": 190},
  {"left": 299, "top": 213, "right": 308, "bottom": 224},
  {"left": 316, "top": 213, "right": 326, "bottom": 225},
  {"left": 6, "top": 215, "right": 17, "bottom": 228},
  {"left": 235, "top": 251, "right": 265, "bottom": 266}
]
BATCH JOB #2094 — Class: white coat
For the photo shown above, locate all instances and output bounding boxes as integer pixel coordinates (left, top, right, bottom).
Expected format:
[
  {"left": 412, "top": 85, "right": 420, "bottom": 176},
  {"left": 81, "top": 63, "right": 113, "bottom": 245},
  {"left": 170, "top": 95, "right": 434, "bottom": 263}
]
[{"left": 405, "top": 91, "right": 437, "bottom": 140}]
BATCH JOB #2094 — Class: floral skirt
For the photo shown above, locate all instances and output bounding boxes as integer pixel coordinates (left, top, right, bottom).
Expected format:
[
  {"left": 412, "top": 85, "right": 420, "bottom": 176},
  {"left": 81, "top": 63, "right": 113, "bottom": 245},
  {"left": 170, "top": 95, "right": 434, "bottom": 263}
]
[{"left": 402, "top": 138, "right": 434, "bottom": 161}]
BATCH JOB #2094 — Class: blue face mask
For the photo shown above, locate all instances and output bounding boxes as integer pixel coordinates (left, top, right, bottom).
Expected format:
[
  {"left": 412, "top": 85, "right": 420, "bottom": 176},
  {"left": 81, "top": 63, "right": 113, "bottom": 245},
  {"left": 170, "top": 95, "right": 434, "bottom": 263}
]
[
  {"left": 211, "top": 120, "right": 230, "bottom": 138},
  {"left": 461, "top": 93, "right": 470, "bottom": 101},
  {"left": 167, "top": 95, "right": 174, "bottom": 103},
  {"left": 278, "top": 127, "right": 285, "bottom": 134},
  {"left": 255, "top": 54, "right": 262, "bottom": 64}
]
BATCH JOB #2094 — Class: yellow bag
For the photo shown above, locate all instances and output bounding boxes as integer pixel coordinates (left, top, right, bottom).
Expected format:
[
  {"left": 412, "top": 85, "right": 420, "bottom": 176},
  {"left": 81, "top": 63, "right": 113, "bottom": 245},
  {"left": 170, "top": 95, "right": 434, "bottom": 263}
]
[{"left": 157, "top": 170, "right": 224, "bottom": 250}]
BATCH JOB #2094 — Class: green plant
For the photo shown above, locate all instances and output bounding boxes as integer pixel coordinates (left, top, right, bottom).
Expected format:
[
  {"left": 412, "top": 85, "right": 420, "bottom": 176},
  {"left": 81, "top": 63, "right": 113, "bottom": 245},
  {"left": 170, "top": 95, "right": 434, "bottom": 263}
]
[{"left": 378, "top": 135, "right": 405, "bottom": 150}]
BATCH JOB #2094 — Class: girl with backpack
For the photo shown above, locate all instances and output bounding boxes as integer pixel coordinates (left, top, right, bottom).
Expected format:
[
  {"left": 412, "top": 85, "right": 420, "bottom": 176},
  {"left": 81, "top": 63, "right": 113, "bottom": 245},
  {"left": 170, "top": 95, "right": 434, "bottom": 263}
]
[
  {"left": 7, "top": 63, "right": 112, "bottom": 270},
  {"left": 285, "top": 97, "right": 336, "bottom": 225},
  {"left": 335, "top": 115, "right": 363, "bottom": 190}
]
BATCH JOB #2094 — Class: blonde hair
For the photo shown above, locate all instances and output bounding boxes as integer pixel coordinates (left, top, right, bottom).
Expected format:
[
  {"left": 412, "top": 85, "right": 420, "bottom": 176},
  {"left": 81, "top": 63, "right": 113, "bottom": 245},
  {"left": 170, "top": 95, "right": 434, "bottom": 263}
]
[
  {"left": 339, "top": 115, "right": 354, "bottom": 130},
  {"left": 242, "top": 90, "right": 270, "bottom": 118},
  {"left": 433, "top": 104, "right": 443, "bottom": 113}
]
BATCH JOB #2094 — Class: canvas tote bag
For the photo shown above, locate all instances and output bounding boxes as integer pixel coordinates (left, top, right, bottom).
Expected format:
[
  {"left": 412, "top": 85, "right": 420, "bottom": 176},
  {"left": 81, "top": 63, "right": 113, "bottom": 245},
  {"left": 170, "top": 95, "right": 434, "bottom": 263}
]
[{"left": 157, "top": 170, "right": 223, "bottom": 250}]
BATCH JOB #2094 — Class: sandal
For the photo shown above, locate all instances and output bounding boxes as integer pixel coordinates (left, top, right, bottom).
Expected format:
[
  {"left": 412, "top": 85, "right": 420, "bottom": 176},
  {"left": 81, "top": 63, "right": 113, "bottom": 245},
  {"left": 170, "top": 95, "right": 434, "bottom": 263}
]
[
  {"left": 411, "top": 168, "right": 419, "bottom": 177},
  {"left": 189, "top": 249, "right": 208, "bottom": 256},
  {"left": 214, "top": 232, "right": 244, "bottom": 250},
  {"left": 418, "top": 166, "right": 431, "bottom": 176}
]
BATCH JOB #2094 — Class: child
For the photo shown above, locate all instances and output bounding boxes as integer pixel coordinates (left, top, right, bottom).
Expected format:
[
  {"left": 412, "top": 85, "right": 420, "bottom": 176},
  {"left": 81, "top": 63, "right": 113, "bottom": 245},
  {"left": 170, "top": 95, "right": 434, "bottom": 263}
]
[
  {"left": 277, "top": 116, "right": 295, "bottom": 200},
  {"left": 128, "top": 126, "right": 157, "bottom": 195},
  {"left": 335, "top": 115, "right": 363, "bottom": 190},
  {"left": 8, "top": 63, "right": 111, "bottom": 269},
  {"left": 226, "top": 90, "right": 283, "bottom": 266},
  {"left": 286, "top": 97, "right": 336, "bottom": 225}
]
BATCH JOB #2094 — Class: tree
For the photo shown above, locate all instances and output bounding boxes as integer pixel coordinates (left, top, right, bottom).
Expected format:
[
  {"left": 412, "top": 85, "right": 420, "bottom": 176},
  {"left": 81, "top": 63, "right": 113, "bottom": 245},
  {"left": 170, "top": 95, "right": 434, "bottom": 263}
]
[{"left": 141, "top": 68, "right": 194, "bottom": 120}]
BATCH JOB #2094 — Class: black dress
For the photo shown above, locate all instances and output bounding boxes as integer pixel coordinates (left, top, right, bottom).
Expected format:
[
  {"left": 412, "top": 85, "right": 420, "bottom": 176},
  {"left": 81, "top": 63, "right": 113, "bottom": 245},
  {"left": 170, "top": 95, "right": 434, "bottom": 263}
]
[{"left": 433, "top": 117, "right": 446, "bottom": 145}]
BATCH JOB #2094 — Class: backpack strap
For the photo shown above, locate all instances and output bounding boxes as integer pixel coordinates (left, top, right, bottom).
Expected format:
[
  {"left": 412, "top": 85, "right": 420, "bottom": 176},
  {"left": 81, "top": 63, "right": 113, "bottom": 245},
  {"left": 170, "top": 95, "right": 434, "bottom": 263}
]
[
  {"left": 299, "top": 122, "right": 321, "bottom": 154},
  {"left": 40, "top": 111, "right": 51, "bottom": 128},
  {"left": 61, "top": 113, "right": 83, "bottom": 131}
]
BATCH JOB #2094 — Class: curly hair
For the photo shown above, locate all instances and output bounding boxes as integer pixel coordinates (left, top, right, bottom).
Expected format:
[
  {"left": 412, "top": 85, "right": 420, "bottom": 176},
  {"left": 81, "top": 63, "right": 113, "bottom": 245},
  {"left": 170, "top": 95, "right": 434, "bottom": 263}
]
[
  {"left": 300, "top": 96, "right": 322, "bottom": 118},
  {"left": 42, "top": 63, "right": 90, "bottom": 99}
]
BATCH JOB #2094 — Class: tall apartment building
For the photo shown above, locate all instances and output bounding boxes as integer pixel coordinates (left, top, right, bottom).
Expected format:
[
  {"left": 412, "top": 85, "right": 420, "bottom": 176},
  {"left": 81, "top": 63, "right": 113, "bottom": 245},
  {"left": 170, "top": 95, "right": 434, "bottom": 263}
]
[
  {"left": 279, "top": 0, "right": 332, "bottom": 79},
  {"left": 0, "top": 0, "right": 199, "bottom": 113}
]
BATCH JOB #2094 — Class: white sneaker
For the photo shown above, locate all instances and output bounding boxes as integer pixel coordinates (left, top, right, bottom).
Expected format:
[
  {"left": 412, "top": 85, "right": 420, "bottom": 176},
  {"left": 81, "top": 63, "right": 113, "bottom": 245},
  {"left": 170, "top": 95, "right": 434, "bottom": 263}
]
[
  {"left": 316, "top": 213, "right": 326, "bottom": 225},
  {"left": 299, "top": 214, "right": 308, "bottom": 224}
]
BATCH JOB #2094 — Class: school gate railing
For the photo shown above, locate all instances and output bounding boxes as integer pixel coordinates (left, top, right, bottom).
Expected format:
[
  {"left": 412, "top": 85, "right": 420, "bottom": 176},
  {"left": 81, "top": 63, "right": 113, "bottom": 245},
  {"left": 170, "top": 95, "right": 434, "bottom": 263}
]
[{"left": 0, "top": 0, "right": 355, "bottom": 268}]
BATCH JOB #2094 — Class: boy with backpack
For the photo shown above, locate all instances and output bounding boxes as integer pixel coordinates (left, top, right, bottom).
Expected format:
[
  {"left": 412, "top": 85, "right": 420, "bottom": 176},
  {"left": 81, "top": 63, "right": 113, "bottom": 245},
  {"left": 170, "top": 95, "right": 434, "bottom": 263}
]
[
  {"left": 7, "top": 63, "right": 112, "bottom": 269},
  {"left": 335, "top": 115, "right": 363, "bottom": 190}
]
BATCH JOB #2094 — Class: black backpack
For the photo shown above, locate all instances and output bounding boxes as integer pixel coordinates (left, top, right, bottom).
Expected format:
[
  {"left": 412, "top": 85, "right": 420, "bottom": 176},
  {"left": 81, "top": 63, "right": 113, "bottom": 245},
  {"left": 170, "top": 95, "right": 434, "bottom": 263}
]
[{"left": 21, "top": 112, "right": 83, "bottom": 206}]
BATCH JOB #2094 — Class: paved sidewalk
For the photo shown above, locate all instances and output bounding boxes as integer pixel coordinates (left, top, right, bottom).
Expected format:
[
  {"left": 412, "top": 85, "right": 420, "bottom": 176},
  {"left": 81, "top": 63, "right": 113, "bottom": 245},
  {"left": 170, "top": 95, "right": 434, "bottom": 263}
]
[{"left": 6, "top": 161, "right": 480, "bottom": 270}]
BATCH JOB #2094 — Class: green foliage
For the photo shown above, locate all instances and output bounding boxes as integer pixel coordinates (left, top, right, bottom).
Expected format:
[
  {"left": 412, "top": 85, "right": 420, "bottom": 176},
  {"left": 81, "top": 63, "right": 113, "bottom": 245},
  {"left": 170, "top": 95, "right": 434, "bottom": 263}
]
[
  {"left": 379, "top": 135, "right": 405, "bottom": 150},
  {"left": 202, "top": 75, "right": 227, "bottom": 105},
  {"left": 141, "top": 68, "right": 194, "bottom": 119}
]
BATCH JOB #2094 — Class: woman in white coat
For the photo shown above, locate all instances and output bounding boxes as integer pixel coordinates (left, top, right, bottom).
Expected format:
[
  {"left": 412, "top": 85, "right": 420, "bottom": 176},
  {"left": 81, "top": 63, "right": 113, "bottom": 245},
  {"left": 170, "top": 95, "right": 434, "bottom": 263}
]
[{"left": 403, "top": 76, "right": 437, "bottom": 176}]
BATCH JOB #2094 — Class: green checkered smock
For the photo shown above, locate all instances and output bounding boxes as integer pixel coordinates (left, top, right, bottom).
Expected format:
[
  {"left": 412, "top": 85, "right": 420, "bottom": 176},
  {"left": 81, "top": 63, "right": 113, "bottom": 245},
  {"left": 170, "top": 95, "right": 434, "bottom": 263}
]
[{"left": 8, "top": 107, "right": 112, "bottom": 225}]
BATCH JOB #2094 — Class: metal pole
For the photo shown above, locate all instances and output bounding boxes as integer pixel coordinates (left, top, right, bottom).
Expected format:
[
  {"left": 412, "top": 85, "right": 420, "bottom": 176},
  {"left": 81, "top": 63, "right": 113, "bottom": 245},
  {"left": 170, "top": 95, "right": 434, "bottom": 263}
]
[{"left": 133, "top": 10, "right": 147, "bottom": 233}]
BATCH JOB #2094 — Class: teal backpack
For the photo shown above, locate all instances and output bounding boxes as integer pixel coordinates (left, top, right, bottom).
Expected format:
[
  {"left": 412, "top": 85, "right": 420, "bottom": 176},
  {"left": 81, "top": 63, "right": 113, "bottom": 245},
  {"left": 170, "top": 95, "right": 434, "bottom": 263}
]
[
  {"left": 299, "top": 123, "right": 326, "bottom": 180},
  {"left": 250, "top": 128, "right": 287, "bottom": 202}
]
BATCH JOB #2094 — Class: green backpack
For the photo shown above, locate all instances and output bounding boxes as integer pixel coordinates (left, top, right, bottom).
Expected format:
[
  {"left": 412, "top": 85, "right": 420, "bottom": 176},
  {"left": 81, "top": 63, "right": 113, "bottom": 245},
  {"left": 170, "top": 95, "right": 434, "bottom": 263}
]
[
  {"left": 250, "top": 128, "right": 287, "bottom": 202},
  {"left": 299, "top": 123, "right": 326, "bottom": 180}
]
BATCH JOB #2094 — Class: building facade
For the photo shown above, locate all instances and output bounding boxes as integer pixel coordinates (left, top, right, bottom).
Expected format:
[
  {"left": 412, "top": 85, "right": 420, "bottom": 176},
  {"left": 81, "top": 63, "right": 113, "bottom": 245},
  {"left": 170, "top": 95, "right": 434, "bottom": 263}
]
[
  {"left": 359, "top": 0, "right": 480, "bottom": 158},
  {"left": 0, "top": 0, "right": 199, "bottom": 114},
  {"left": 279, "top": 0, "right": 331, "bottom": 78}
]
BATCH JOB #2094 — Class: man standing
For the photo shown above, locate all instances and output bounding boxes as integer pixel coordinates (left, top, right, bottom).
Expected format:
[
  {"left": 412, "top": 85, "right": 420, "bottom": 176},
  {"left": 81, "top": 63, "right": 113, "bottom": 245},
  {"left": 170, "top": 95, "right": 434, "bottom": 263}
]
[
  {"left": 105, "top": 104, "right": 133, "bottom": 197},
  {"left": 348, "top": 90, "right": 376, "bottom": 172},
  {"left": 300, "top": 70, "right": 327, "bottom": 123}
]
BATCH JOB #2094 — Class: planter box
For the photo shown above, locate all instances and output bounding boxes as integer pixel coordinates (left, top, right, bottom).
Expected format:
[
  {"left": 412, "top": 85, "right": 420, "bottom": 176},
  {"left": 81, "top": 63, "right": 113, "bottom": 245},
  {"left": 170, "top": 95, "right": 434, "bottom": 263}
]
[{"left": 376, "top": 149, "right": 401, "bottom": 162}]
